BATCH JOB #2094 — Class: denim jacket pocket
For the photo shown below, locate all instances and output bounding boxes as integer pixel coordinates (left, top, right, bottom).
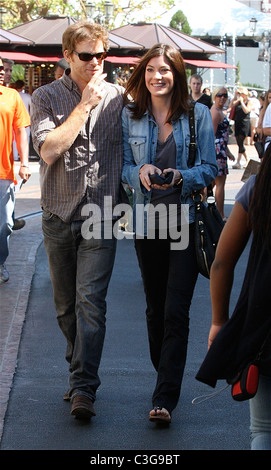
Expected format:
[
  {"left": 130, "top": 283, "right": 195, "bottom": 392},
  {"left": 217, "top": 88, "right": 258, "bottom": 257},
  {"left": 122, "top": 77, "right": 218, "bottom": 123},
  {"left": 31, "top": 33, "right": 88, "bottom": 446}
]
[{"left": 128, "top": 136, "right": 147, "bottom": 164}]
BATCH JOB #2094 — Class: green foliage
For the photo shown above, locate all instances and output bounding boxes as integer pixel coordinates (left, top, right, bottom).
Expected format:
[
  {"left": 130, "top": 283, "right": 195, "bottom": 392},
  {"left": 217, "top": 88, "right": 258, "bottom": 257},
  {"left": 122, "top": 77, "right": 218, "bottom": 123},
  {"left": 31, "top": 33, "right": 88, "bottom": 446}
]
[
  {"left": 10, "top": 64, "right": 25, "bottom": 82},
  {"left": 169, "top": 10, "right": 191, "bottom": 35},
  {"left": 0, "top": 0, "right": 175, "bottom": 29}
]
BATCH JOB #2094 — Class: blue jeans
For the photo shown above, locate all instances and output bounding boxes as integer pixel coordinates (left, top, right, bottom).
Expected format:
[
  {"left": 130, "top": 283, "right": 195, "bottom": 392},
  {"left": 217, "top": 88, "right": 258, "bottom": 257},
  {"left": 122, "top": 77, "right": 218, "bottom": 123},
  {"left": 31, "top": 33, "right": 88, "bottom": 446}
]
[
  {"left": 134, "top": 224, "right": 198, "bottom": 413},
  {"left": 250, "top": 374, "right": 271, "bottom": 450},
  {"left": 0, "top": 179, "right": 15, "bottom": 264},
  {"left": 42, "top": 211, "right": 117, "bottom": 402}
]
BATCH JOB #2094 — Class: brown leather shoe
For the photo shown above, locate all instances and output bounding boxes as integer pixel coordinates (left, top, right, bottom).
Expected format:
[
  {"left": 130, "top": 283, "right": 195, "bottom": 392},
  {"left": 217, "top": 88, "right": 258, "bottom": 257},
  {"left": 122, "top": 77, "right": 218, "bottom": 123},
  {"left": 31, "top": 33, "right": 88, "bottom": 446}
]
[{"left": 70, "top": 394, "right": 96, "bottom": 420}]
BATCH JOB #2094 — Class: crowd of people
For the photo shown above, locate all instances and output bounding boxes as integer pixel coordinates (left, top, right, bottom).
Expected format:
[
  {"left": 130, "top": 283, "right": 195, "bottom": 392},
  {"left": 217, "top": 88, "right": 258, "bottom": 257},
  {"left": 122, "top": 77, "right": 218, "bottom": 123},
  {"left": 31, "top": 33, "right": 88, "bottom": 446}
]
[{"left": 1, "top": 19, "right": 271, "bottom": 450}]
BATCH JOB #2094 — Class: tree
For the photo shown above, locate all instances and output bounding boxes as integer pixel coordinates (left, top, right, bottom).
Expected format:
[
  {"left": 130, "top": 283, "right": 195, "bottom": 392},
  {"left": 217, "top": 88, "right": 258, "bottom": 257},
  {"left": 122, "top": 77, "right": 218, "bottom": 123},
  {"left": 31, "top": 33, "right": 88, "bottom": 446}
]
[
  {"left": 169, "top": 10, "right": 191, "bottom": 35},
  {"left": 0, "top": 0, "right": 175, "bottom": 29}
]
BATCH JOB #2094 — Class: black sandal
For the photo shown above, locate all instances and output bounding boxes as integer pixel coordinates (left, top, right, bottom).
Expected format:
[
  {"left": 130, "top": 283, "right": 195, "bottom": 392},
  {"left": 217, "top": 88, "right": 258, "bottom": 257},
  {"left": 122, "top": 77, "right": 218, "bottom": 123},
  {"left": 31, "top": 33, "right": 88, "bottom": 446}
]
[{"left": 149, "top": 406, "right": 171, "bottom": 425}]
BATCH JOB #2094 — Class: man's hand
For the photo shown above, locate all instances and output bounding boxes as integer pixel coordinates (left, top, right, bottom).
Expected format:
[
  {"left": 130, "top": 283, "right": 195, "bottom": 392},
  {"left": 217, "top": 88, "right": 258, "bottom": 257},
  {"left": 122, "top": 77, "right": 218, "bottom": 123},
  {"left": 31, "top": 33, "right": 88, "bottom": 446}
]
[
  {"left": 81, "top": 72, "right": 107, "bottom": 112},
  {"left": 19, "top": 165, "right": 31, "bottom": 182}
]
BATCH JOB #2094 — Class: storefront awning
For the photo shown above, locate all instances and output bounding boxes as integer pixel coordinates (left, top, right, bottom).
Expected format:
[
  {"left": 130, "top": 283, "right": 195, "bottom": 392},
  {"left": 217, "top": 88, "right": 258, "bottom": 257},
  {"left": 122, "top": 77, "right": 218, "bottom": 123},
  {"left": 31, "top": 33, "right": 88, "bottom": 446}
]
[
  {"left": 0, "top": 51, "right": 62, "bottom": 63},
  {"left": 184, "top": 59, "right": 237, "bottom": 69},
  {"left": 105, "top": 56, "right": 140, "bottom": 64}
]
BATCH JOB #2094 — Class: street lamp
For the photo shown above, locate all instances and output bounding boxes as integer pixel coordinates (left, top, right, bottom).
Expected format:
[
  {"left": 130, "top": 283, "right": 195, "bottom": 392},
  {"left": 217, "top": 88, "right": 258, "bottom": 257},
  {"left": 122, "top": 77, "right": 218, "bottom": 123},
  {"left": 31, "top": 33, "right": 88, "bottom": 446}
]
[
  {"left": 84, "top": 1, "right": 114, "bottom": 26},
  {"left": 249, "top": 17, "right": 258, "bottom": 36}
]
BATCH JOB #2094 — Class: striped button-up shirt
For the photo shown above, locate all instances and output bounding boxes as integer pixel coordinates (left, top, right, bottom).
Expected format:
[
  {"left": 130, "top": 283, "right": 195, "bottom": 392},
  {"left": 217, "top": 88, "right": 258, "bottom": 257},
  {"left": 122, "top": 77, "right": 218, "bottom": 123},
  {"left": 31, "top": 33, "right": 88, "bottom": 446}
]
[{"left": 31, "top": 71, "right": 124, "bottom": 223}]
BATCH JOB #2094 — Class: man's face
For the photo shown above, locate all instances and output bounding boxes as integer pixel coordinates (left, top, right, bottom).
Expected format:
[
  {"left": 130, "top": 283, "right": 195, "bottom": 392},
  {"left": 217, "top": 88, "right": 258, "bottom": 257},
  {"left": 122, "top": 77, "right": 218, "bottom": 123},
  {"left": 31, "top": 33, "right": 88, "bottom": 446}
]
[
  {"left": 190, "top": 78, "right": 202, "bottom": 94},
  {"left": 65, "top": 39, "right": 106, "bottom": 87},
  {"left": 0, "top": 59, "right": 5, "bottom": 85},
  {"left": 3, "top": 61, "right": 12, "bottom": 85}
]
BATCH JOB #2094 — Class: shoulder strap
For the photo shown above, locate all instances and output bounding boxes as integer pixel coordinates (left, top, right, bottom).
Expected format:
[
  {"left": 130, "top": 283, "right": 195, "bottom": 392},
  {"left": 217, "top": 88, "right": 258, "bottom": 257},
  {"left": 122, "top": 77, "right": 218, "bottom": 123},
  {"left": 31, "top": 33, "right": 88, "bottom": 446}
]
[
  {"left": 187, "top": 101, "right": 197, "bottom": 168},
  {"left": 188, "top": 100, "right": 213, "bottom": 196}
]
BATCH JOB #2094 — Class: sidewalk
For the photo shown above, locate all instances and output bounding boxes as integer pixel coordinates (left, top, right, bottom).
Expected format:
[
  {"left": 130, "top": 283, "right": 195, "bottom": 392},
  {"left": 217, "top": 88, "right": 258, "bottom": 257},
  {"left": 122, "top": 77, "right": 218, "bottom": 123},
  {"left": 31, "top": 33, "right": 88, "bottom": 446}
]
[{"left": 0, "top": 143, "right": 260, "bottom": 443}]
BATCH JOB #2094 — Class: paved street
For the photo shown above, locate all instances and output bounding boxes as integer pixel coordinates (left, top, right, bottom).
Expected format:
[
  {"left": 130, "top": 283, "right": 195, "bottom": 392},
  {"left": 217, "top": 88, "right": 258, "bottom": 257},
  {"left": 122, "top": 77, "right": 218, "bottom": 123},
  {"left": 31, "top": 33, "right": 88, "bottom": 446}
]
[{"left": 0, "top": 145, "right": 260, "bottom": 451}]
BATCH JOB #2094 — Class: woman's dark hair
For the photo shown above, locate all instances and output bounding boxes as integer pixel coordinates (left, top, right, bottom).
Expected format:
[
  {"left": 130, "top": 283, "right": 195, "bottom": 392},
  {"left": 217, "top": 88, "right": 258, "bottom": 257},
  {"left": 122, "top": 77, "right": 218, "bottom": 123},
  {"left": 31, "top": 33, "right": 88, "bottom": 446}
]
[
  {"left": 124, "top": 43, "right": 189, "bottom": 122},
  {"left": 249, "top": 144, "right": 271, "bottom": 245}
]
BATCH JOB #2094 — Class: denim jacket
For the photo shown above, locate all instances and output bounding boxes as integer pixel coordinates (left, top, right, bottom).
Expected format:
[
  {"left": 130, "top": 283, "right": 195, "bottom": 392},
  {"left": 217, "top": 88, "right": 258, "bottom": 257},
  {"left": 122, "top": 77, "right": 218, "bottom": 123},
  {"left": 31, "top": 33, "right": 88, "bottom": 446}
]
[{"left": 121, "top": 102, "right": 217, "bottom": 236}]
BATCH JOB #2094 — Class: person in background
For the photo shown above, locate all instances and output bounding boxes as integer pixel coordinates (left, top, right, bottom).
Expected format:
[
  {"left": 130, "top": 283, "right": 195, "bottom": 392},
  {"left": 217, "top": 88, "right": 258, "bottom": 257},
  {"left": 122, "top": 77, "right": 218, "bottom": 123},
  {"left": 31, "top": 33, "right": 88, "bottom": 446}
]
[
  {"left": 210, "top": 87, "right": 234, "bottom": 221},
  {"left": 257, "top": 89, "right": 271, "bottom": 142},
  {"left": 122, "top": 43, "right": 217, "bottom": 425},
  {"left": 203, "top": 87, "right": 211, "bottom": 96},
  {"left": 231, "top": 87, "right": 252, "bottom": 169},
  {"left": 249, "top": 90, "right": 261, "bottom": 145},
  {"left": 31, "top": 21, "right": 124, "bottom": 421},
  {"left": 54, "top": 58, "right": 69, "bottom": 80},
  {"left": 2, "top": 61, "right": 28, "bottom": 229},
  {"left": 263, "top": 102, "right": 271, "bottom": 151},
  {"left": 2, "top": 58, "right": 13, "bottom": 87},
  {"left": 189, "top": 74, "right": 212, "bottom": 109},
  {"left": 197, "top": 144, "right": 271, "bottom": 450},
  {"left": 0, "top": 57, "right": 31, "bottom": 283},
  {"left": 12, "top": 80, "right": 31, "bottom": 162}
]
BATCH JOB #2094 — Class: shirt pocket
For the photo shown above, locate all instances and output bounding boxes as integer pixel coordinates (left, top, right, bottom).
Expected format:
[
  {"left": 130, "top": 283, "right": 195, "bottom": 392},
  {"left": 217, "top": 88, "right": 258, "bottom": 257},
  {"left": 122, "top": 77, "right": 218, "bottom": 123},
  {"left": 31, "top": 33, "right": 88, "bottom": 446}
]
[{"left": 128, "top": 136, "right": 147, "bottom": 164}]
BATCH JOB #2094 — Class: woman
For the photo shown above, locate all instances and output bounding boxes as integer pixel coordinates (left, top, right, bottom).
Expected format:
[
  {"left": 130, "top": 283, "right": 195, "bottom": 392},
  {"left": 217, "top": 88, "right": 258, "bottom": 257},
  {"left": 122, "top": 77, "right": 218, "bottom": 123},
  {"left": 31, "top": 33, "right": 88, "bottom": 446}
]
[
  {"left": 121, "top": 43, "right": 217, "bottom": 424},
  {"left": 231, "top": 87, "right": 252, "bottom": 169},
  {"left": 211, "top": 87, "right": 235, "bottom": 220},
  {"left": 257, "top": 89, "right": 271, "bottom": 138},
  {"left": 197, "top": 144, "right": 271, "bottom": 449}
]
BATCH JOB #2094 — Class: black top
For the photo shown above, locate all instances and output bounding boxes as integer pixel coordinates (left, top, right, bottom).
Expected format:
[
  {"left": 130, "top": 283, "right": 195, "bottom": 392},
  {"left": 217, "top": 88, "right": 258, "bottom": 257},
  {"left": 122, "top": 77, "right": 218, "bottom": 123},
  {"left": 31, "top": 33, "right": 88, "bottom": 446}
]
[
  {"left": 196, "top": 234, "right": 271, "bottom": 388},
  {"left": 191, "top": 93, "right": 212, "bottom": 109}
]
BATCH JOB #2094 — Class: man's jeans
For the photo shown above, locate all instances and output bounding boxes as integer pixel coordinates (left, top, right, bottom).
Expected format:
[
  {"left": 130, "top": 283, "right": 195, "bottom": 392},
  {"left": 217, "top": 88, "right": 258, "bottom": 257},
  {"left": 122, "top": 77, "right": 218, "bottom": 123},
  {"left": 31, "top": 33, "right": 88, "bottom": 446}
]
[
  {"left": 0, "top": 179, "right": 15, "bottom": 264},
  {"left": 250, "top": 374, "right": 271, "bottom": 450},
  {"left": 42, "top": 211, "right": 117, "bottom": 402}
]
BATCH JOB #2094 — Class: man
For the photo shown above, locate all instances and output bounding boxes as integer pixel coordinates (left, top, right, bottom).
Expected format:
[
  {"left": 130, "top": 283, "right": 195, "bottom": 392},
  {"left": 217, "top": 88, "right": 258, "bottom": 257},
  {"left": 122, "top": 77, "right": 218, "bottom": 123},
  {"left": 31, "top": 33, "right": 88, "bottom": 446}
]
[
  {"left": 189, "top": 73, "right": 212, "bottom": 108},
  {"left": 54, "top": 58, "right": 69, "bottom": 80},
  {"left": 31, "top": 21, "right": 124, "bottom": 420},
  {"left": 0, "top": 58, "right": 31, "bottom": 283},
  {"left": 2, "top": 58, "right": 13, "bottom": 87},
  {"left": 2, "top": 58, "right": 26, "bottom": 229}
]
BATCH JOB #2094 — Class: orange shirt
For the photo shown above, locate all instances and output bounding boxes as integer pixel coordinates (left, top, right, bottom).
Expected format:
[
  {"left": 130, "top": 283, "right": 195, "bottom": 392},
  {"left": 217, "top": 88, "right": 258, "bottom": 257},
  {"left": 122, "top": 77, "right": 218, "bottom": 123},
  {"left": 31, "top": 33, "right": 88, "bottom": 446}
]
[{"left": 0, "top": 85, "right": 30, "bottom": 182}]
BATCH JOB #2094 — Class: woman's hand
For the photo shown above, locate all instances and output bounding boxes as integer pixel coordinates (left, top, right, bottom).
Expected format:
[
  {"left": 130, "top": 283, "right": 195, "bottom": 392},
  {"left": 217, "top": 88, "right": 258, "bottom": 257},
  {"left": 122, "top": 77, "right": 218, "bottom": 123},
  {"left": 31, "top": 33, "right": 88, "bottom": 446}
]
[
  {"left": 208, "top": 323, "right": 224, "bottom": 349},
  {"left": 150, "top": 168, "right": 182, "bottom": 191},
  {"left": 139, "top": 164, "right": 162, "bottom": 191}
]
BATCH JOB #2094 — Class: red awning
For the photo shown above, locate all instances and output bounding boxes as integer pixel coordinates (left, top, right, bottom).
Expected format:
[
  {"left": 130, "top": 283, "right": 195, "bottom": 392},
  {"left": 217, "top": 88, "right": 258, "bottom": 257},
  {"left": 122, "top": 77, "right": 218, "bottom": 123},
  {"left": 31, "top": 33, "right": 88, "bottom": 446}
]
[
  {"left": 184, "top": 59, "right": 237, "bottom": 69},
  {"left": 105, "top": 56, "right": 139, "bottom": 64},
  {"left": 0, "top": 51, "right": 62, "bottom": 63}
]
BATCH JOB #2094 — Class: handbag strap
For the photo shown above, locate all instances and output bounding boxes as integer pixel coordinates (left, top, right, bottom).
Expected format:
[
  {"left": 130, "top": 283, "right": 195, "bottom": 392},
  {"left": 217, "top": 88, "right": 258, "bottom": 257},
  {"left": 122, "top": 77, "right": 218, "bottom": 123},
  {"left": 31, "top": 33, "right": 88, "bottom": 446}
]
[
  {"left": 188, "top": 100, "right": 213, "bottom": 197},
  {"left": 187, "top": 101, "right": 197, "bottom": 168}
]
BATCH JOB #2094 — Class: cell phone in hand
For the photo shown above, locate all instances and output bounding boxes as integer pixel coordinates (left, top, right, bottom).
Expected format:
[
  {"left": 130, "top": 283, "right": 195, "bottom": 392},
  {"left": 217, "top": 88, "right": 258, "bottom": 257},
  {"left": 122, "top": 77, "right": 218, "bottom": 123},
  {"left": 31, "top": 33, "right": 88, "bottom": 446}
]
[{"left": 149, "top": 171, "right": 174, "bottom": 186}]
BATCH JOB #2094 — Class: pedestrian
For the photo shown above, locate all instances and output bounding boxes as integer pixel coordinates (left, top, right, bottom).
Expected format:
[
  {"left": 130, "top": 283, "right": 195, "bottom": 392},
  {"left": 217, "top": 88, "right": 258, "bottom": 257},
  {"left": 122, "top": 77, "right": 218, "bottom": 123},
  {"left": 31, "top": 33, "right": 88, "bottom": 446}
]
[
  {"left": 30, "top": 21, "right": 124, "bottom": 420},
  {"left": 210, "top": 87, "right": 234, "bottom": 221},
  {"left": 196, "top": 144, "right": 271, "bottom": 450},
  {"left": 249, "top": 90, "right": 260, "bottom": 145},
  {"left": 263, "top": 102, "right": 271, "bottom": 151},
  {"left": 2, "top": 58, "right": 14, "bottom": 87},
  {"left": 54, "top": 58, "right": 69, "bottom": 80},
  {"left": 12, "top": 80, "right": 31, "bottom": 162},
  {"left": 231, "top": 87, "right": 252, "bottom": 169},
  {"left": 0, "top": 58, "right": 31, "bottom": 283},
  {"left": 2, "top": 60, "right": 27, "bottom": 229},
  {"left": 189, "top": 73, "right": 212, "bottom": 108},
  {"left": 121, "top": 43, "right": 217, "bottom": 425}
]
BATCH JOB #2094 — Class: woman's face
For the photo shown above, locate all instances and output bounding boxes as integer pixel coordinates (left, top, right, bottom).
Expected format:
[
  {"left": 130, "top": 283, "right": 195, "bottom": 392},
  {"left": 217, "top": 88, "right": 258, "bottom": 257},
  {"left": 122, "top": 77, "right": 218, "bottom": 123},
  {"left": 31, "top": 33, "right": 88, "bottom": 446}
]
[
  {"left": 214, "top": 88, "right": 228, "bottom": 109},
  {"left": 268, "top": 92, "right": 271, "bottom": 103},
  {"left": 145, "top": 55, "right": 174, "bottom": 99}
]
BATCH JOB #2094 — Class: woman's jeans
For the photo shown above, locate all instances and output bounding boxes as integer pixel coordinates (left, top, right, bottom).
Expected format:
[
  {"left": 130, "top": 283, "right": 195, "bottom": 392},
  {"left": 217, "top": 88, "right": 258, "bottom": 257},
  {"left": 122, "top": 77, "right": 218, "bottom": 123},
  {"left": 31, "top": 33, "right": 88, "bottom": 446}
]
[
  {"left": 0, "top": 179, "right": 15, "bottom": 264},
  {"left": 250, "top": 374, "right": 271, "bottom": 450},
  {"left": 42, "top": 211, "right": 117, "bottom": 402},
  {"left": 134, "top": 224, "right": 198, "bottom": 413}
]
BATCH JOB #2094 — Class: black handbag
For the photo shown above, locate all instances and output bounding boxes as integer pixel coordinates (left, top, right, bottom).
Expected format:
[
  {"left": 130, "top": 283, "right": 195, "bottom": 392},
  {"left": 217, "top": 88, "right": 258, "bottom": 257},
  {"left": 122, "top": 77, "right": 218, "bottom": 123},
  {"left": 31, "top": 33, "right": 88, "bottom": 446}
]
[{"left": 188, "top": 102, "right": 225, "bottom": 279}]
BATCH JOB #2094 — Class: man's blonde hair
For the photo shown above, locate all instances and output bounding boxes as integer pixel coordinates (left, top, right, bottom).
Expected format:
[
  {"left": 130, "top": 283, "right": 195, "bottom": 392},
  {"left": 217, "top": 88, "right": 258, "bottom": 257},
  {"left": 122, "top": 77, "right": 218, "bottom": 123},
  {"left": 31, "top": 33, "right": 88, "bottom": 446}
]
[{"left": 62, "top": 21, "right": 109, "bottom": 56}]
